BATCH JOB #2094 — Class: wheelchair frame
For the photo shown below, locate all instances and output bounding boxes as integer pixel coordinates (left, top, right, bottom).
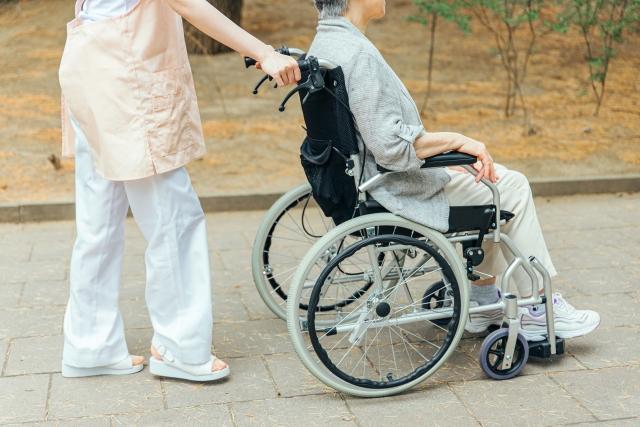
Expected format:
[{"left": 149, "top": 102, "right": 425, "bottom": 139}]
[
  {"left": 246, "top": 48, "right": 563, "bottom": 396},
  {"left": 325, "top": 57, "right": 558, "bottom": 363}
]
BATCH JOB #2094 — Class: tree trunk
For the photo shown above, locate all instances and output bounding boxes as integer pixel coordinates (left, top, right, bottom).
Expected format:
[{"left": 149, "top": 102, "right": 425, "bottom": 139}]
[{"left": 184, "top": 0, "right": 243, "bottom": 55}]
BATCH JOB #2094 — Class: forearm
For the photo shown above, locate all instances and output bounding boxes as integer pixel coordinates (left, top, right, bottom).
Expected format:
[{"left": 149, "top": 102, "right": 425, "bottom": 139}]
[
  {"left": 166, "top": 0, "right": 272, "bottom": 61},
  {"left": 413, "top": 131, "right": 466, "bottom": 159}
]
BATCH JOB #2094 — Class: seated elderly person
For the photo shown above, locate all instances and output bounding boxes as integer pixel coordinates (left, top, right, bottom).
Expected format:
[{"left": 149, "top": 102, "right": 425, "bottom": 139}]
[{"left": 308, "top": 0, "right": 600, "bottom": 339}]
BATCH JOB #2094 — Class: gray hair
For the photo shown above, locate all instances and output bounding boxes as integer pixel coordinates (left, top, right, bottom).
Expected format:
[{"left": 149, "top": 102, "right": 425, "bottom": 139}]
[{"left": 312, "top": 0, "right": 349, "bottom": 19}]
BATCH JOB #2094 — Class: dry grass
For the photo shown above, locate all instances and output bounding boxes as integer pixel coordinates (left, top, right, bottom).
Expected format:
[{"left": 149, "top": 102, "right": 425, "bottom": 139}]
[{"left": 0, "top": 0, "right": 638, "bottom": 203}]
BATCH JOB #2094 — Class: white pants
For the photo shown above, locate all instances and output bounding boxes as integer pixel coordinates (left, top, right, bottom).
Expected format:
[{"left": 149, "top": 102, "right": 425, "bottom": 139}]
[
  {"left": 444, "top": 164, "right": 557, "bottom": 296},
  {"left": 63, "top": 118, "right": 213, "bottom": 367}
]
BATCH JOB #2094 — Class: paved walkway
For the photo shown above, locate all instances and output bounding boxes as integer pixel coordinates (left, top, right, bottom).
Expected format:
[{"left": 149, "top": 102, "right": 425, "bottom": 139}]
[{"left": 1, "top": 193, "right": 639, "bottom": 426}]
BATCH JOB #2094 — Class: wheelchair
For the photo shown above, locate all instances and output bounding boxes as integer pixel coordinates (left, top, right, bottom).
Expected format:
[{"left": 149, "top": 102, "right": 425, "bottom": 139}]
[{"left": 245, "top": 48, "right": 564, "bottom": 397}]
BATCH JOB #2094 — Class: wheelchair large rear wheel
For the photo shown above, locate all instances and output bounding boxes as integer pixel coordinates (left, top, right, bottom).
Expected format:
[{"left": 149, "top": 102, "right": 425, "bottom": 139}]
[
  {"left": 287, "top": 214, "right": 469, "bottom": 397},
  {"left": 251, "top": 183, "right": 333, "bottom": 320}
]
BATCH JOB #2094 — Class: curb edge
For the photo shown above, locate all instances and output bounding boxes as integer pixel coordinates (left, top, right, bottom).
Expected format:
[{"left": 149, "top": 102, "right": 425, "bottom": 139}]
[{"left": 1, "top": 175, "right": 639, "bottom": 223}]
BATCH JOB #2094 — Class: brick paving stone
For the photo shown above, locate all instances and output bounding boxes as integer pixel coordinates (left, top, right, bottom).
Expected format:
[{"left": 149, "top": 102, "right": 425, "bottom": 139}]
[
  {"left": 451, "top": 375, "right": 595, "bottom": 426},
  {"left": 215, "top": 277, "right": 252, "bottom": 296},
  {"left": 553, "top": 266, "right": 640, "bottom": 296},
  {"left": 0, "top": 243, "right": 32, "bottom": 263},
  {"left": 48, "top": 372, "right": 164, "bottom": 419},
  {"left": 568, "top": 293, "right": 640, "bottom": 328},
  {"left": 536, "top": 194, "right": 636, "bottom": 231},
  {"left": 163, "top": 356, "right": 278, "bottom": 407},
  {"left": 0, "top": 261, "right": 67, "bottom": 284},
  {"left": 544, "top": 226, "right": 640, "bottom": 252},
  {"left": 209, "top": 230, "right": 252, "bottom": 250},
  {"left": 3, "top": 416, "right": 112, "bottom": 426},
  {"left": 347, "top": 385, "right": 479, "bottom": 426},
  {"left": 568, "top": 418, "right": 640, "bottom": 426},
  {"left": 5, "top": 335, "right": 63, "bottom": 375},
  {"left": 567, "top": 326, "right": 640, "bottom": 369},
  {"left": 210, "top": 250, "right": 227, "bottom": 272},
  {"left": 0, "top": 282, "right": 22, "bottom": 306},
  {"left": 123, "top": 327, "right": 154, "bottom": 358},
  {"left": 215, "top": 269, "right": 255, "bottom": 292},
  {"left": 121, "top": 254, "right": 146, "bottom": 279},
  {"left": 0, "top": 307, "right": 64, "bottom": 339},
  {"left": 30, "top": 240, "right": 73, "bottom": 262},
  {"left": 207, "top": 211, "right": 263, "bottom": 237},
  {"left": 213, "top": 290, "right": 251, "bottom": 323},
  {"left": 552, "top": 366, "right": 640, "bottom": 421},
  {"left": 21, "top": 280, "right": 69, "bottom": 307},
  {"left": 523, "top": 353, "right": 587, "bottom": 376},
  {"left": 112, "top": 405, "right": 234, "bottom": 426},
  {"left": 423, "top": 345, "right": 486, "bottom": 384},
  {"left": 231, "top": 394, "right": 357, "bottom": 427},
  {"left": 238, "top": 289, "right": 281, "bottom": 321},
  {"left": 20, "top": 222, "right": 76, "bottom": 239},
  {"left": 538, "top": 209, "right": 627, "bottom": 233},
  {"left": 119, "top": 298, "right": 152, "bottom": 330},
  {"left": 118, "top": 276, "right": 146, "bottom": 301},
  {"left": 213, "top": 319, "right": 291, "bottom": 358},
  {"left": 264, "top": 352, "right": 333, "bottom": 397},
  {"left": 122, "top": 240, "right": 147, "bottom": 258},
  {"left": 0, "top": 194, "right": 638, "bottom": 426},
  {"left": 0, "top": 338, "right": 7, "bottom": 373},
  {"left": 551, "top": 246, "right": 640, "bottom": 272},
  {"left": 0, "top": 374, "right": 50, "bottom": 424},
  {"left": 219, "top": 249, "right": 253, "bottom": 273}
]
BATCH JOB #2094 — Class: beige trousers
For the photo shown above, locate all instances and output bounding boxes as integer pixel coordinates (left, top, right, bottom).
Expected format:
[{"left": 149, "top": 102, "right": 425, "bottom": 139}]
[{"left": 443, "top": 163, "right": 557, "bottom": 296}]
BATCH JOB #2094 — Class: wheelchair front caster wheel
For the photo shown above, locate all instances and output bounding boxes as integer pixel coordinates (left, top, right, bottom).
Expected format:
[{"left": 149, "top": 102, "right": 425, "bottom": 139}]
[{"left": 479, "top": 328, "right": 529, "bottom": 380}]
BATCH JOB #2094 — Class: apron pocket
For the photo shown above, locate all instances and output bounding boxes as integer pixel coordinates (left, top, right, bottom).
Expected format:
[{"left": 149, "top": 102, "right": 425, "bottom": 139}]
[{"left": 146, "top": 66, "right": 193, "bottom": 157}]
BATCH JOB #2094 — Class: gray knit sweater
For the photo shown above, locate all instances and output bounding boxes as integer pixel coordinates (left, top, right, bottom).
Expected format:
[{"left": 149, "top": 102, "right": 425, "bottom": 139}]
[{"left": 307, "top": 17, "right": 451, "bottom": 232}]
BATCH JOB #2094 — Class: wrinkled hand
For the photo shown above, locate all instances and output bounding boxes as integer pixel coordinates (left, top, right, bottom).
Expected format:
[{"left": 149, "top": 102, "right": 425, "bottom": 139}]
[
  {"left": 256, "top": 47, "right": 301, "bottom": 87},
  {"left": 457, "top": 137, "right": 498, "bottom": 183}
]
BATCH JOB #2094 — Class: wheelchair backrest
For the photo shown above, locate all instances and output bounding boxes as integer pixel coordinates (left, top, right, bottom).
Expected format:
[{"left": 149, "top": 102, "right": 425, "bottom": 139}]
[{"left": 298, "top": 62, "right": 361, "bottom": 226}]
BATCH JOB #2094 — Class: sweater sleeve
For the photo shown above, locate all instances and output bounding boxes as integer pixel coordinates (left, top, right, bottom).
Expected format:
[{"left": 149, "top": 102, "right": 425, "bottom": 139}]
[{"left": 347, "top": 52, "right": 425, "bottom": 172}]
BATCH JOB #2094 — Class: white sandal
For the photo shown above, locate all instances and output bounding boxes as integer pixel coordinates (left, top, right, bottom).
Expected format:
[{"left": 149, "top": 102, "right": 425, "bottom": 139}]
[
  {"left": 149, "top": 344, "right": 230, "bottom": 382},
  {"left": 61, "top": 356, "right": 144, "bottom": 378}
]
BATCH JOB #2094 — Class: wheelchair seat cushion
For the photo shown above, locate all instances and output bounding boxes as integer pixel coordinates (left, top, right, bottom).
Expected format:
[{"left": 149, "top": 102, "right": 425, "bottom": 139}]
[{"left": 358, "top": 199, "right": 514, "bottom": 233}]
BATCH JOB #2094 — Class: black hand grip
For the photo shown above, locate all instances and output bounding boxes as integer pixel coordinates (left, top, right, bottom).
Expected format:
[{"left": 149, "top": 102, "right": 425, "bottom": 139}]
[
  {"left": 244, "top": 46, "right": 291, "bottom": 69},
  {"left": 244, "top": 57, "right": 258, "bottom": 68}
]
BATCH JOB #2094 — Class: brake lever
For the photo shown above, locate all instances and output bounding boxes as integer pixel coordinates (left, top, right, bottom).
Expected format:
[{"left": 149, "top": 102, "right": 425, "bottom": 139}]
[
  {"left": 278, "top": 57, "right": 325, "bottom": 112},
  {"left": 252, "top": 75, "right": 272, "bottom": 95}
]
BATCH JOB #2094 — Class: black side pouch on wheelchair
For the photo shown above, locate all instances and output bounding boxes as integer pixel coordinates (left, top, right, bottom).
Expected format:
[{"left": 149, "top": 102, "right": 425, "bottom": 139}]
[
  {"left": 300, "top": 136, "right": 358, "bottom": 226},
  {"left": 297, "top": 65, "right": 360, "bottom": 227}
]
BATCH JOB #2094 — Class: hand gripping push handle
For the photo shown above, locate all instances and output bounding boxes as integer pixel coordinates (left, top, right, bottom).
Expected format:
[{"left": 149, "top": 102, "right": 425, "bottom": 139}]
[
  {"left": 244, "top": 47, "right": 338, "bottom": 111},
  {"left": 244, "top": 46, "right": 307, "bottom": 94}
]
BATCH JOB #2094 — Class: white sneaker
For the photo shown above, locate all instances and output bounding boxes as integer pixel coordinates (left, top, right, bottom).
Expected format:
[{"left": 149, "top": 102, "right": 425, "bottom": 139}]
[
  {"left": 519, "top": 293, "right": 600, "bottom": 342},
  {"left": 465, "top": 301, "right": 503, "bottom": 333}
]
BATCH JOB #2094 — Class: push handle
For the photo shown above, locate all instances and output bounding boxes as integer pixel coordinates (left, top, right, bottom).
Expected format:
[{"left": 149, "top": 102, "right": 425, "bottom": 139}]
[{"left": 244, "top": 46, "right": 292, "bottom": 69}]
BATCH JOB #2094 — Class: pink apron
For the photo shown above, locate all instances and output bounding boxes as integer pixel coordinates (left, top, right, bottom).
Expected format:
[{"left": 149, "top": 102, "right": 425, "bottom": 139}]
[{"left": 59, "top": 0, "right": 206, "bottom": 181}]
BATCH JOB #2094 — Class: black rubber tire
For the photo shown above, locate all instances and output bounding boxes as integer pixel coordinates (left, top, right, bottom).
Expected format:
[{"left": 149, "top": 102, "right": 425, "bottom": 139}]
[{"left": 307, "top": 234, "right": 462, "bottom": 389}]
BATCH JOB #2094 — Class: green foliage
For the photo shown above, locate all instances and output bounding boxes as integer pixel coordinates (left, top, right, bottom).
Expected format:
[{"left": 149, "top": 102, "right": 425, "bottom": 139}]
[
  {"left": 410, "top": 0, "right": 472, "bottom": 33},
  {"left": 555, "top": 0, "right": 640, "bottom": 114}
]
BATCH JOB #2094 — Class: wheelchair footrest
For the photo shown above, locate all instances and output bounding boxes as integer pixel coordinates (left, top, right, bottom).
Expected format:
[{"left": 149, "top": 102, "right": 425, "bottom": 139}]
[{"left": 528, "top": 337, "right": 565, "bottom": 359}]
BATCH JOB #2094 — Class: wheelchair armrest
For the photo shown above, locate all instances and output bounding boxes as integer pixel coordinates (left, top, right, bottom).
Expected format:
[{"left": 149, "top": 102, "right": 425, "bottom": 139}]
[
  {"left": 376, "top": 152, "right": 477, "bottom": 173},
  {"left": 422, "top": 152, "right": 477, "bottom": 169}
]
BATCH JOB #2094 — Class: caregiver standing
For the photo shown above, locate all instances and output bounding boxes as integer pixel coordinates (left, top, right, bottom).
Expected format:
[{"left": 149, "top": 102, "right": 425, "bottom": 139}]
[{"left": 58, "top": 0, "right": 300, "bottom": 382}]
